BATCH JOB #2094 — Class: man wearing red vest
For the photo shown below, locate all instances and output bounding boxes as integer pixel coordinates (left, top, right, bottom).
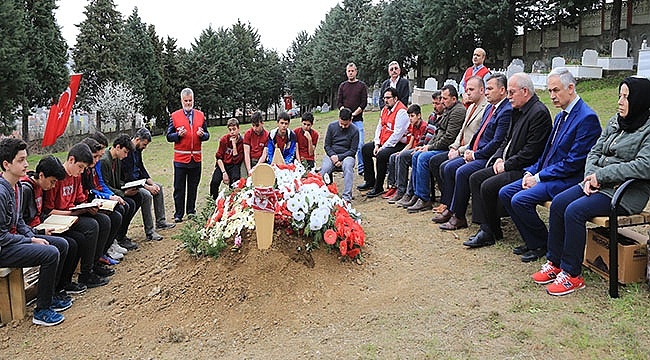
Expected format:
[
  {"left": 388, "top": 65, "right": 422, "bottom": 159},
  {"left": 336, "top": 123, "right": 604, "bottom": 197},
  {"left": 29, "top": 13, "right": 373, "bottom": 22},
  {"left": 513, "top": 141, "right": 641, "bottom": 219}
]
[
  {"left": 459, "top": 48, "right": 491, "bottom": 106},
  {"left": 358, "top": 87, "right": 409, "bottom": 198},
  {"left": 166, "top": 88, "right": 210, "bottom": 222}
]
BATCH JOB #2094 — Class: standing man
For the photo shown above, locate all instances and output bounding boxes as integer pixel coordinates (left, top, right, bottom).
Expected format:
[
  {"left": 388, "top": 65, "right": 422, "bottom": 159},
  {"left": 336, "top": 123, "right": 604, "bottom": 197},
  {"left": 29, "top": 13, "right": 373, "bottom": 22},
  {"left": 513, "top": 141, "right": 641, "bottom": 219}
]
[
  {"left": 358, "top": 87, "right": 410, "bottom": 198},
  {"left": 337, "top": 63, "right": 368, "bottom": 175},
  {"left": 459, "top": 48, "right": 491, "bottom": 106},
  {"left": 379, "top": 61, "right": 410, "bottom": 109},
  {"left": 320, "top": 108, "right": 359, "bottom": 203},
  {"left": 122, "top": 128, "right": 176, "bottom": 241},
  {"left": 499, "top": 68, "right": 601, "bottom": 262},
  {"left": 166, "top": 88, "right": 210, "bottom": 223}
]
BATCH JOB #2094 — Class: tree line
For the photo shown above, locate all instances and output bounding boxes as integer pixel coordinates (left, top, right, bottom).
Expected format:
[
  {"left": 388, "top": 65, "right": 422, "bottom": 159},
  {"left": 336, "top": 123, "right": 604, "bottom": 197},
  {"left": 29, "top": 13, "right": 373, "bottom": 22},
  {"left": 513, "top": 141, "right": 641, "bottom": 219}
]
[{"left": 1, "top": 0, "right": 610, "bottom": 139}]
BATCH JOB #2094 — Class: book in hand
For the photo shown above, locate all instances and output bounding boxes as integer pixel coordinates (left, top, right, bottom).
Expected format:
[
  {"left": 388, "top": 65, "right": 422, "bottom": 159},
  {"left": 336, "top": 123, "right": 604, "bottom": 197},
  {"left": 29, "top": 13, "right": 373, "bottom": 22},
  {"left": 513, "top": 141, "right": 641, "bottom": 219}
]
[
  {"left": 34, "top": 215, "right": 78, "bottom": 234},
  {"left": 121, "top": 179, "right": 147, "bottom": 190},
  {"left": 69, "top": 199, "right": 118, "bottom": 212}
]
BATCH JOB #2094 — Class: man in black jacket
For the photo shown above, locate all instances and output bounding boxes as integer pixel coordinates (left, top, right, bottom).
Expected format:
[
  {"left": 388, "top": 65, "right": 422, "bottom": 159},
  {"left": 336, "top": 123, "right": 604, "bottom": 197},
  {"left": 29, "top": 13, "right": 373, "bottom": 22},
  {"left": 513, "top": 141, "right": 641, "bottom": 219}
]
[{"left": 463, "top": 72, "right": 552, "bottom": 249}]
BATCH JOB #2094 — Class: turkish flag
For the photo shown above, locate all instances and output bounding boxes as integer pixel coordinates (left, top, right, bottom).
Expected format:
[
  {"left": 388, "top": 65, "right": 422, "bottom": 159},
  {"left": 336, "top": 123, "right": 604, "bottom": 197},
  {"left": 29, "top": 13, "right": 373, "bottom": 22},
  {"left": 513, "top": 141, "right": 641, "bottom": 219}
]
[{"left": 42, "top": 73, "right": 82, "bottom": 147}]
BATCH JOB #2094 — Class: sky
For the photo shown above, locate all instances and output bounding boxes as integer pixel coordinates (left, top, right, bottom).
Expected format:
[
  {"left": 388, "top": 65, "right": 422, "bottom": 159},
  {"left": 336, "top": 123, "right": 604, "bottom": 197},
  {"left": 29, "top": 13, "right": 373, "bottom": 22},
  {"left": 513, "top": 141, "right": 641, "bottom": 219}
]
[{"left": 54, "top": 0, "right": 342, "bottom": 53}]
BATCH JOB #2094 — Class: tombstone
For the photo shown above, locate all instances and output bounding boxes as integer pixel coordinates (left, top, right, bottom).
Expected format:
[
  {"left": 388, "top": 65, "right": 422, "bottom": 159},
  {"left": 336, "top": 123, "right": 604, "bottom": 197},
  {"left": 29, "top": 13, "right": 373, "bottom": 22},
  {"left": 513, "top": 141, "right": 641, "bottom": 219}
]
[
  {"left": 321, "top": 103, "right": 330, "bottom": 113},
  {"left": 611, "top": 39, "right": 628, "bottom": 58},
  {"left": 638, "top": 42, "right": 650, "bottom": 78},
  {"left": 598, "top": 39, "right": 634, "bottom": 70},
  {"left": 506, "top": 59, "right": 525, "bottom": 78},
  {"left": 531, "top": 60, "right": 547, "bottom": 73},
  {"left": 443, "top": 79, "right": 458, "bottom": 91},
  {"left": 581, "top": 49, "right": 598, "bottom": 66},
  {"left": 552, "top": 57, "right": 566, "bottom": 69},
  {"left": 424, "top": 77, "right": 438, "bottom": 91},
  {"left": 372, "top": 88, "right": 380, "bottom": 107}
]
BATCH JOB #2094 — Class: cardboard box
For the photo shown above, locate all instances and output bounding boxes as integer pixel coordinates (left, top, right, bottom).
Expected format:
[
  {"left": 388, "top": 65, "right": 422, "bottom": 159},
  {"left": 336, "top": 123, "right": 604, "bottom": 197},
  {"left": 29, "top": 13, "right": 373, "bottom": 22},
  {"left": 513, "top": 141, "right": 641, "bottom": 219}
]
[{"left": 584, "top": 227, "right": 648, "bottom": 284}]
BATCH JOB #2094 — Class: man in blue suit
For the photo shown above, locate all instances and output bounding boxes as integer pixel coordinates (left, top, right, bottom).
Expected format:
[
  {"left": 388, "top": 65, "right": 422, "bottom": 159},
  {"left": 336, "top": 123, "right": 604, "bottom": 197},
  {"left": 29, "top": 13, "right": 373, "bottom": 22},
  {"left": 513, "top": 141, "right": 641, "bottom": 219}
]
[
  {"left": 499, "top": 67, "right": 602, "bottom": 262},
  {"left": 434, "top": 74, "right": 512, "bottom": 230}
]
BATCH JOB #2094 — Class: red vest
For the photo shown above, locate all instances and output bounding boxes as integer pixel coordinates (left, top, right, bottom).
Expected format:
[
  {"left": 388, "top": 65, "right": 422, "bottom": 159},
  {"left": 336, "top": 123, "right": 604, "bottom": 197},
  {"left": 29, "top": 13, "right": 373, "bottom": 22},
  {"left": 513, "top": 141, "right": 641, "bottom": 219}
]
[
  {"left": 463, "top": 65, "right": 490, "bottom": 87},
  {"left": 379, "top": 101, "right": 407, "bottom": 145},
  {"left": 171, "top": 109, "right": 206, "bottom": 163}
]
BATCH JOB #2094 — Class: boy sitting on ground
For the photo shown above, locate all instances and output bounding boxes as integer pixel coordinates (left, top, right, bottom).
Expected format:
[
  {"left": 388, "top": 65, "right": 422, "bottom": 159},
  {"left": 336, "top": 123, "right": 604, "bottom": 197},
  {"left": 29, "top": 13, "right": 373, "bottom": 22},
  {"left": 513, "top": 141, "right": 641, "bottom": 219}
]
[
  {"left": 294, "top": 112, "right": 319, "bottom": 170},
  {"left": 210, "top": 118, "right": 244, "bottom": 199}
]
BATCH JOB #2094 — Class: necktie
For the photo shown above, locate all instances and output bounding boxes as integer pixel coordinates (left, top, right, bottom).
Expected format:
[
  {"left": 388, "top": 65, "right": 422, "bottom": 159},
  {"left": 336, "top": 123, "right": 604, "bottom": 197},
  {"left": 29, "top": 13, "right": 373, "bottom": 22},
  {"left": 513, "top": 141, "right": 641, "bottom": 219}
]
[
  {"left": 543, "top": 111, "right": 568, "bottom": 168},
  {"left": 472, "top": 105, "right": 495, "bottom": 151}
]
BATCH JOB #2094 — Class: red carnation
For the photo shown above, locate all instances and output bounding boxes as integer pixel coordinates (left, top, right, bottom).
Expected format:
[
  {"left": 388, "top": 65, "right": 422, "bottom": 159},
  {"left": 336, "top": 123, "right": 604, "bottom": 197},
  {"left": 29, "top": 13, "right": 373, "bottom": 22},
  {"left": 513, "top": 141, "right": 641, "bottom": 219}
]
[{"left": 324, "top": 229, "right": 337, "bottom": 245}]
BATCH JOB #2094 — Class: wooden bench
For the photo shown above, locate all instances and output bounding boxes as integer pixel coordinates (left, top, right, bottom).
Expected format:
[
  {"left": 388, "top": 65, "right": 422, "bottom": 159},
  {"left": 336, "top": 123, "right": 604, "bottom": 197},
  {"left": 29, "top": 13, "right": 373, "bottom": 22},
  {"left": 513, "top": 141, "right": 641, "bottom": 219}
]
[
  {"left": 0, "top": 267, "right": 26, "bottom": 324},
  {"left": 541, "top": 179, "right": 650, "bottom": 298}
]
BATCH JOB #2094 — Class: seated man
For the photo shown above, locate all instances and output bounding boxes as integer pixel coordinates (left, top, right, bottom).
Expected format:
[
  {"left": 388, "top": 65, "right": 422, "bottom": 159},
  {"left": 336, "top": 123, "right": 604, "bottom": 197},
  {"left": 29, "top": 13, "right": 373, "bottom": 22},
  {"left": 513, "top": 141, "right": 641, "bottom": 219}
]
[
  {"left": 389, "top": 91, "right": 444, "bottom": 203},
  {"left": 210, "top": 118, "right": 244, "bottom": 198},
  {"left": 433, "top": 75, "right": 511, "bottom": 228},
  {"left": 465, "top": 73, "right": 551, "bottom": 249},
  {"left": 320, "top": 108, "right": 359, "bottom": 202},
  {"left": 396, "top": 84, "right": 465, "bottom": 207},
  {"left": 358, "top": 87, "right": 410, "bottom": 198},
  {"left": 122, "top": 128, "right": 176, "bottom": 241},
  {"left": 499, "top": 68, "right": 601, "bottom": 262},
  {"left": 100, "top": 134, "right": 142, "bottom": 246},
  {"left": 294, "top": 112, "right": 319, "bottom": 171},
  {"left": 267, "top": 111, "right": 298, "bottom": 164},
  {"left": 0, "top": 138, "right": 71, "bottom": 326},
  {"left": 409, "top": 76, "right": 487, "bottom": 213}
]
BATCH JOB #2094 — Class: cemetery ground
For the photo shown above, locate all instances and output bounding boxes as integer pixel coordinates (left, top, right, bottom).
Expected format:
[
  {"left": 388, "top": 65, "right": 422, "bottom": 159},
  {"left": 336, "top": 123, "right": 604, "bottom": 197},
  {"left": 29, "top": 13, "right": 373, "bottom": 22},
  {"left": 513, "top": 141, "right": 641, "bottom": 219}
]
[{"left": 2, "top": 78, "right": 650, "bottom": 359}]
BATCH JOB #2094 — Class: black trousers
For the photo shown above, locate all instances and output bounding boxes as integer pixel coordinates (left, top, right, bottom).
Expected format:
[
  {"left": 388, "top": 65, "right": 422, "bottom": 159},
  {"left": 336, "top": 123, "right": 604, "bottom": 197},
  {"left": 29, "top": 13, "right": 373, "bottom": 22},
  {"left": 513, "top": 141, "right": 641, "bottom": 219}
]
[
  {"left": 173, "top": 163, "right": 202, "bottom": 219},
  {"left": 210, "top": 163, "right": 241, "bottom": 199},
  {"left": 362, "top": 141, "right": 405, "bottom": 192},
  {"left": 468, "top": 167, "right": 524, "bottom": 238}
]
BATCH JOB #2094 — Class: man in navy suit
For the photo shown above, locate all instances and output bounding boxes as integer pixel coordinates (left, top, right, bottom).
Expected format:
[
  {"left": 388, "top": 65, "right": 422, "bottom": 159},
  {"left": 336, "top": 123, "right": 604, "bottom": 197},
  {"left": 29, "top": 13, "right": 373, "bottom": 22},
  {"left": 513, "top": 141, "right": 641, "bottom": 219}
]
[
  {"left": 499, "top": 67, "right": 602, "bottom": 262},
  {"left": 433, "top": 74, "right": 512, "bottom": 230}
]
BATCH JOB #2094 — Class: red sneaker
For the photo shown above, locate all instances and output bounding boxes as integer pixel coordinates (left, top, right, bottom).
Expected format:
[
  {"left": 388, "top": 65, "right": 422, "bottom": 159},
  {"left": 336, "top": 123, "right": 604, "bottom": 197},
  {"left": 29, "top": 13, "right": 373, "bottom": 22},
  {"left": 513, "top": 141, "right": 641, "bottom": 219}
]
[
  {"left": 531, "top": 261, "right": 561, "bottom": 284},
  {"left": 381, "top": 187, "right": 397, "bottom": 199},
  {"left": 545, "top": 271, "right": 585, "bottom": 296}
]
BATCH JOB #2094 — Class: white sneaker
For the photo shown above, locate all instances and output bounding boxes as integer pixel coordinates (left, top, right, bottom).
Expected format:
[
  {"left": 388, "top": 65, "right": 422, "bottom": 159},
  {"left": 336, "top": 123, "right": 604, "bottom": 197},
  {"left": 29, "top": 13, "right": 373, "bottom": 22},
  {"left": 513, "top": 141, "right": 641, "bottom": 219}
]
[
  {"left": 111, "top": 240, "right": 128, "bottom": 254},
  {"left": 107, "top": 248, "right": 124, "bottom": 260}
]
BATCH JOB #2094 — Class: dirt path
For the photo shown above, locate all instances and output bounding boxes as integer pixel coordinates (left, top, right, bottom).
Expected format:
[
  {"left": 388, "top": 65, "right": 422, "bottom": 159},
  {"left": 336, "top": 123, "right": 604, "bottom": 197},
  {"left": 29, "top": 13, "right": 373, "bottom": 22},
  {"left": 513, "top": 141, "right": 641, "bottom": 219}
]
[{"left": 0, "top": 170, "right": 646, "bottom": 359}]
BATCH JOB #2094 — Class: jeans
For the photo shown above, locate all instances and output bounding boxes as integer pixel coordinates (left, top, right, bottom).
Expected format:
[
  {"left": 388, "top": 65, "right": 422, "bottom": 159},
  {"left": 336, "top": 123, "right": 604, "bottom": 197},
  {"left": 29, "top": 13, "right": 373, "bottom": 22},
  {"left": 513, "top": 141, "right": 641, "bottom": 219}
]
[
  {"left": 352, "top": 121, "right": 364, "bottom": 173},
  {"left": 547, "top": 185, "right": 622, "bottom": 276},
  {"left": 396, "top": 149, "right": 416, "bottom": 195},
  {"left": 0, "top": 235, "right": 68, "bottom": 310},
  {"left": 320, "top": 156, "right": 355, "bottom": 201},
  {"left": 412, "top": 150, "right": 443, "bottom": 201},
  {"left": 137, "top": 183, "right": 169, "bottom": 235}
]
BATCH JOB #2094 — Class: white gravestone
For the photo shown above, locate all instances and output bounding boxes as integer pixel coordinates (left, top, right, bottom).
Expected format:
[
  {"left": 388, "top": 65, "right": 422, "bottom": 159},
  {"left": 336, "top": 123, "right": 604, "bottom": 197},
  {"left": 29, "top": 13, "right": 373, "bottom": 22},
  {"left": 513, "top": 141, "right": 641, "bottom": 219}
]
[
  {"left": 598, "top": 39, "right": 634, "bottom": 70},
  {"left": 637, "top": 42, "right": 650, "bottom": 78},
  {"left": 507, "top": 59, "right": 524, "bottom": 78},
  {"left": 424, "top": 77, "right": 438, "bottom": 91},
  {"left": 552, "top": 57, "right": 566, "bottom": 69},
  {"left": 582, "top": 49, "right": 598, "bottom": 66},
  {"left": 566, "top": 49, "right": 602, "bottom": 79},
  {"left": 443, "top": 79, "right": 458, "bottom": 91}
]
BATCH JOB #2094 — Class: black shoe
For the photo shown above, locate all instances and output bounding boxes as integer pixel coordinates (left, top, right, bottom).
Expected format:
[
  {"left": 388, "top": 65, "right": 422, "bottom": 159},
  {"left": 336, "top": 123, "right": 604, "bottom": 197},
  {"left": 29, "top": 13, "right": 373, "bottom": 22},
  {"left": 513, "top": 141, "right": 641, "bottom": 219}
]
[
  {"left": 64, "top": 282, "right": 87, "bottom": 295},
  {"left": 94, "top": 263, "right": 115, "bottom": 277},
  {"left": 512, "top": 245, "right": 529, "bottom": 255},
  {"left": 118, "top": 238, "right": 139, "bottom": 250},
  {"left": 357, "top": 183, "right": 374, "bottom": 191},
  {"left": 520, "top": 247, "right": 547, "bottom": 263},
  {"left": 156, "top": 222, "right": 176, "bottom": 230},
  {"left": 78, "top": 273, "right": 109, "bottom": 289},
  {"left": 462, "top": 230, "right": 495, "bottom": 248},
  {"left": 365, "top": 188, "right": 385, "bottom": 198},
  {"left": 174, "top": 217, "right": 183, "bottom": 223}
]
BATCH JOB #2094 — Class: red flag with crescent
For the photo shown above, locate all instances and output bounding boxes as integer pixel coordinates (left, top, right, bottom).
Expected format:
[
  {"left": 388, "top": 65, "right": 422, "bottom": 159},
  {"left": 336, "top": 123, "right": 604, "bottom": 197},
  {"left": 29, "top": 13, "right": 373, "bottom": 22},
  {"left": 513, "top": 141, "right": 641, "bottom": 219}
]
[{"left": 42, "top": 73, "right": 82, "bottom": 147}]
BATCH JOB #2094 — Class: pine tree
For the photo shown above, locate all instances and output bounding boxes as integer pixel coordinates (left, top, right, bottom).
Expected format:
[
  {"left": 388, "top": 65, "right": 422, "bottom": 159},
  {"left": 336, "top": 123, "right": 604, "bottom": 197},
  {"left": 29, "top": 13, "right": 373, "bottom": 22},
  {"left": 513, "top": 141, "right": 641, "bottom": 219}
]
[
  {"left": 72, "top": 0, "right": 125, "bottom": 112},
  {"left": 0, "top": 0, "right": 27, "bottom": 133},
  {"left": 21, "top": 0, "right": 69, "bottom": 141}
]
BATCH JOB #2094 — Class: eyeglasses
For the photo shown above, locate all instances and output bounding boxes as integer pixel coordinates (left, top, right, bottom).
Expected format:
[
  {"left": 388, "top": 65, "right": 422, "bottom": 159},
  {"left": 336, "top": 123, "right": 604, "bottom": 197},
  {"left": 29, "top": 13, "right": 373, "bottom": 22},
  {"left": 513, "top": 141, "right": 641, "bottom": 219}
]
[
  {"left": 389, "top": 67, "right": 399, "bottom": 71},
  {"left": 383, "top": 96, "right": 393, "bottom": 99},
  {"left": 507, "top": 88, "right": 523, "bottom": 96}
]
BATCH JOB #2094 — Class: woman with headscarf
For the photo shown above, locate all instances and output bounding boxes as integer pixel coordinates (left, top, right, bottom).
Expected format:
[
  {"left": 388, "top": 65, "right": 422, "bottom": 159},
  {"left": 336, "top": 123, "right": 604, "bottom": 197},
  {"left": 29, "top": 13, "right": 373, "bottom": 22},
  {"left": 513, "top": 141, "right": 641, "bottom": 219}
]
[{"left": 530, "top": 76, "right": 650, "bottom": 296}]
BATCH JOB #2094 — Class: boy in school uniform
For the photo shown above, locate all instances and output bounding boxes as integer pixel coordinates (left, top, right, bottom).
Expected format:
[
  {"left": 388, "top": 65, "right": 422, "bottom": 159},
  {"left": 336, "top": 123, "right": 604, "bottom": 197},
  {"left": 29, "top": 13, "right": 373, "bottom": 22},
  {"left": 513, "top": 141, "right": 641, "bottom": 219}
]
[
  {"left": 294, "top": 112, "right": 319, "bottom": 170},
  {"left": 210, "top": 118, "right": 244, "bottom": 199},
  {"left": 0, "top": 138, "right": 71, "bottom": 326},
  {"left": 43, "top": 143, "right": 112, "bottom": 288},
  {"left": 21, "top": 155, "right": 90, "bottom": 295},
  {"left": 243, "top": 111, "right": 269, "bottom": 177}
]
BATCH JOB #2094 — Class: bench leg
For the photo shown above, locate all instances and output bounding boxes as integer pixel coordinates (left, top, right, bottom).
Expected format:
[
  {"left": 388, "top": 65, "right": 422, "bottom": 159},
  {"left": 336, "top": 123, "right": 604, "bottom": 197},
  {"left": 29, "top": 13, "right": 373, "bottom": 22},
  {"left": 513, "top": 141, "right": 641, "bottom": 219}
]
[
  {"left": 0, "top": 275, "right": 11, "bottom": 324},
  {"left": 8, "top": 269, "right": 26, "bottom": 321}
]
